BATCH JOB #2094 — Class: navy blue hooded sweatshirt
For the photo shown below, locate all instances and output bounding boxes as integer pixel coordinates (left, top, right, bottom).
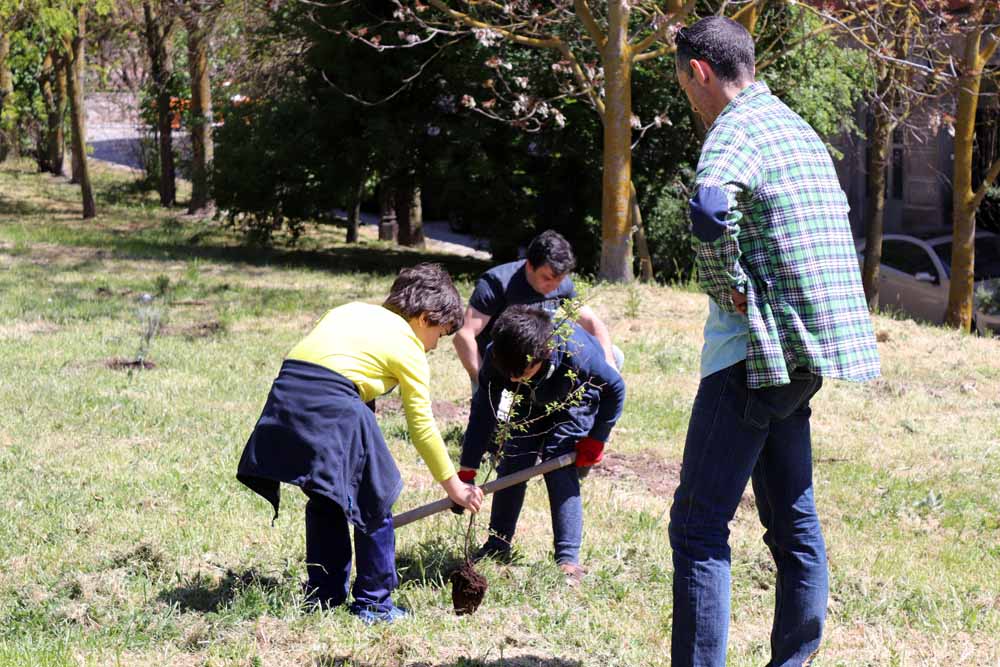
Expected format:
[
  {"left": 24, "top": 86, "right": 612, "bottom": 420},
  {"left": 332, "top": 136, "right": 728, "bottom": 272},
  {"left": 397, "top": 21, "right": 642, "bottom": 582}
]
[{"left": 460, "top": 323, "right": 626, "bottom": 469}]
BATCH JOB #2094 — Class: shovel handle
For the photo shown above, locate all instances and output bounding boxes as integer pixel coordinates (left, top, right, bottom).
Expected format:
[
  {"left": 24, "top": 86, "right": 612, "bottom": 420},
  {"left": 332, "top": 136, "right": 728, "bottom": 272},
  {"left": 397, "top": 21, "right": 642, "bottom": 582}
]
[{"left": 393, "top": 452, "right": 577, "bottom": 529}]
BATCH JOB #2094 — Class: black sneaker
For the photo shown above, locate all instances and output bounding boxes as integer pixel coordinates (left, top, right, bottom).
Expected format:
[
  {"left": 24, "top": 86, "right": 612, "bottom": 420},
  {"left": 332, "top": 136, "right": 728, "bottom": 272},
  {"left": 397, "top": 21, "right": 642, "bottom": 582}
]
[{"left": 473, "top": 541, "right": 515, "bottom": 564}]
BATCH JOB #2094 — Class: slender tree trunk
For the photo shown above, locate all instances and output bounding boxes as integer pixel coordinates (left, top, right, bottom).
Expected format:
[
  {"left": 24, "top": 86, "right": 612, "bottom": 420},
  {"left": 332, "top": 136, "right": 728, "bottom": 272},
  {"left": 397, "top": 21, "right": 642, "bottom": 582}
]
[
  {"left": 0, "top": 32, "right": 13, "bottom": 162},
  {"left": 629, "top": 182, "right": 653, "bottom": 282},
  {"left": 50, "top": 53, "right": 68, "bottom": 175},
  {"left": 38, "top": 53, "right": 56, "bottom": 172},
  {"left": 184, "top": 12, "right": 214, "bottom": 214},
  {"left": 144, "top": 1, "right": 177, "bottom": 206},
  {"left": 945, "top": 27, "right": 987, "bottom": 331},
  {"left": 862, "top": 101, "right": 892, "bottom": 311},
  {"left": 65, "top": 8, "right": 96, "bottom": 219},
  {"left": 598, "top": 4, "right": 634, "bottom": 282},
  {"left": 378, "top": 181, "right": 397, "bottom": 242},
  {"left": 346, "top": 169, "right": 366, "bottom": 243},
  {"left": 396, "top": 182, "right": 425, "bottom": 248}
]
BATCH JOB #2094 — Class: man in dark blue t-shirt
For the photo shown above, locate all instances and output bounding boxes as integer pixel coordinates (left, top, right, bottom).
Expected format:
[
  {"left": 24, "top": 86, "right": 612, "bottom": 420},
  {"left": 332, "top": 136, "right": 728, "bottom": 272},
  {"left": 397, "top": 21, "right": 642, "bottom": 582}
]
[{"left": 454, "top": 230, "right": 619, "bottom": 387}]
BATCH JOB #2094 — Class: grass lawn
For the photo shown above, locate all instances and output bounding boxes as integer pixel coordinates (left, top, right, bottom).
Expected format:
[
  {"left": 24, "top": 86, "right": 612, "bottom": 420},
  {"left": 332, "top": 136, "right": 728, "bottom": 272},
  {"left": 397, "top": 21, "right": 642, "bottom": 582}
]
[{"left": 1, "top": 160, "right": 998, "bottom": 667}]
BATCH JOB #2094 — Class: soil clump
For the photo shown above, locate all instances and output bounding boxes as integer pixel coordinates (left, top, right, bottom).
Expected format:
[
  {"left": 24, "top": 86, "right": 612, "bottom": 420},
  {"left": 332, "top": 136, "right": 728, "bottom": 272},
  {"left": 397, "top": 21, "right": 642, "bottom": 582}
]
[{"left": 450, "top": 560, "right": 487, "bottom": 615}]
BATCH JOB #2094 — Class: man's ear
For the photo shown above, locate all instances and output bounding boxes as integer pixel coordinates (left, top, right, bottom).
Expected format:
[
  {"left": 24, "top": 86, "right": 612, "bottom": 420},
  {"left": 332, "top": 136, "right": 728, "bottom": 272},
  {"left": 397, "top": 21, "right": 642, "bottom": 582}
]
[{"left": 689, "top": 59, "right": 712, "bottom": 86}]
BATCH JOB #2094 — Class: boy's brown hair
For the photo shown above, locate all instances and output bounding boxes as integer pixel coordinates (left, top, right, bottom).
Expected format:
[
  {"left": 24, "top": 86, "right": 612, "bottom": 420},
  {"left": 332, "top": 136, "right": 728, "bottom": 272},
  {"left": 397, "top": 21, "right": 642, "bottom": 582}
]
[{"left": 383, "top": 263, "right": 464, "bottom": 333}]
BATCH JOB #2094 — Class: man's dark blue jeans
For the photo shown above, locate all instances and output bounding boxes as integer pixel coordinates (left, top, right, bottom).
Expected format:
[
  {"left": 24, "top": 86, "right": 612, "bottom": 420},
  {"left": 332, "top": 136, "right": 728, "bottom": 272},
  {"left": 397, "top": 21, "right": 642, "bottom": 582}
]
[{"left": 669, "top": 361, "right": 827, "bottom": 667}]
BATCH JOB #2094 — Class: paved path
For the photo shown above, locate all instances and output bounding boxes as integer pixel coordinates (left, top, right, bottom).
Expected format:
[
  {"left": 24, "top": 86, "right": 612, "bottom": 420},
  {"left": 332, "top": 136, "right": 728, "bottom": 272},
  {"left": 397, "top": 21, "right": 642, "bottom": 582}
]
[
  {"left": 335, "top": 209, "right": 491, "bottom": 260},
  {"left": 86, "top": 124, "right": 491, "bottom": 261}
]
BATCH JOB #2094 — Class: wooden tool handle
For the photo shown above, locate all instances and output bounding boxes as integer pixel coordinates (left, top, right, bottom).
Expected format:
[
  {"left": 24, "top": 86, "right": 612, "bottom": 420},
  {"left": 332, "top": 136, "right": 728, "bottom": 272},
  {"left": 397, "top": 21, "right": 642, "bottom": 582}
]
[{"left": 393, "top": 452, "right": 577, "bottom": 529}]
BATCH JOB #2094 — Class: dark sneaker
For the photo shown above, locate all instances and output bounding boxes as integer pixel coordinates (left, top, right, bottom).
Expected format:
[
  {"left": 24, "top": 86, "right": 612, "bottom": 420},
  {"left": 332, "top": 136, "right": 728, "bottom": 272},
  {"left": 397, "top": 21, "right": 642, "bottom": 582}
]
[
  {"left": 350, "top": 604, "right": 410, "bottom": 625},
  {"left": 473, "top": 542, "right": 514, "bottom": 564}
]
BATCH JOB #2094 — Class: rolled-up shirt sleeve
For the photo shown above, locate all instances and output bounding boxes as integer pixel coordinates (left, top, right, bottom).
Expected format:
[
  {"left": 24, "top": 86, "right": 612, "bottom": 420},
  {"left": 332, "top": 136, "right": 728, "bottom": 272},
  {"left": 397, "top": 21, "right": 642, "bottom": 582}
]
[{"left": 690, "top": 123, "right": 761, "bottom": 313}]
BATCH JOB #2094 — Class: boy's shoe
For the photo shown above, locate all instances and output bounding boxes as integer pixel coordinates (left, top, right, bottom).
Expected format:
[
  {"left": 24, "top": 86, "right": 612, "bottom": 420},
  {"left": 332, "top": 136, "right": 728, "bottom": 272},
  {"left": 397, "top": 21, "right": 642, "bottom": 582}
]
[
  {"left": 350, "top": 603, "right": 409, "bottom": 625},
  {"left": 473, "top": 542, "right": 515, "bottom": 564},
  {"left": 558, "top": 562, "right": 588, "bottom": 587}
]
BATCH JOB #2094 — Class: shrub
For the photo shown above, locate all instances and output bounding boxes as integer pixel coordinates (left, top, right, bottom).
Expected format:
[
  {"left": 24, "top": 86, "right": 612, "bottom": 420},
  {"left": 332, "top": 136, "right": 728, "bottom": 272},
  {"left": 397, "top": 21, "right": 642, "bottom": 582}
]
[{"left": 642, "top": 172, "right": 695, "bottom": 284}]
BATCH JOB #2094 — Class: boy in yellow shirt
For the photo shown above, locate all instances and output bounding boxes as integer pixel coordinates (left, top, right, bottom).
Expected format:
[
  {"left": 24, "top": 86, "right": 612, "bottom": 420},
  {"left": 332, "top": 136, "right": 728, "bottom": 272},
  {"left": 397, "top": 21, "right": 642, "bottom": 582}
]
[{"left": 237, "top": 263, "right": 484, "bottom": 623}]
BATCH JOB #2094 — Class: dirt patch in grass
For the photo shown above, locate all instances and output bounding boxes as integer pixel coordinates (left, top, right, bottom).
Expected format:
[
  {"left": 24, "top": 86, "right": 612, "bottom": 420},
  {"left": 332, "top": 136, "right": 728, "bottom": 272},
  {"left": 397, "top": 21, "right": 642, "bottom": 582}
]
[
  {"left": 377, "top": 396, "right": 469, "bottom": 423},
  {"left": 162, "top": 320, "right": 226, "bottom": 339},
  {"left": 0, "top": 241, "right": 111, "bottom": 266},
  {"left": 593, "top": 451, "right": 757, "bottom": 511},
  {"left": 95, "top": 286, "right": 133, "bottom": 299},
  {"left": 591, "top": 450, "right": 682, "bottom": 498},
  {"left": 105, "top": 357, "right": 156, "bottom": 370},
  {"left": 111, "top": 542, "right": 167, "bottom": 573},
  {"left": 0, "top": 320, "right": 60, "bottom": 340}
]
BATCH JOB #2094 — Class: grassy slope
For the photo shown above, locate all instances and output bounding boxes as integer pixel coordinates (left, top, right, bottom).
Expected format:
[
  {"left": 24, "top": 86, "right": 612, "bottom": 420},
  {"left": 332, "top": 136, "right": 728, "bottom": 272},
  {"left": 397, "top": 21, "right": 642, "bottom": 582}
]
[{"left": 0, "top": 161, "right": 998, "bottom": 667}]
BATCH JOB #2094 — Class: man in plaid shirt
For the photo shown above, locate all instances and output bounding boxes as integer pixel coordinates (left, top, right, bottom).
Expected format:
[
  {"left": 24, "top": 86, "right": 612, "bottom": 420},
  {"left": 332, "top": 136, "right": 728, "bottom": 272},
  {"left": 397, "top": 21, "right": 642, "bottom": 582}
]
[{"left": 668, "top": 16, "right": 880, "bottom": 667}]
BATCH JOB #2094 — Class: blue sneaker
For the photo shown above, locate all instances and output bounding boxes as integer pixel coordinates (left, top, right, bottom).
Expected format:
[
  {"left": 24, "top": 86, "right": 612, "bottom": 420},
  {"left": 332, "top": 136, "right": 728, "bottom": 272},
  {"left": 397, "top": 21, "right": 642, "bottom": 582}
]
[{"left": 350, "top": 604, "right": 409, "bottom": 625}]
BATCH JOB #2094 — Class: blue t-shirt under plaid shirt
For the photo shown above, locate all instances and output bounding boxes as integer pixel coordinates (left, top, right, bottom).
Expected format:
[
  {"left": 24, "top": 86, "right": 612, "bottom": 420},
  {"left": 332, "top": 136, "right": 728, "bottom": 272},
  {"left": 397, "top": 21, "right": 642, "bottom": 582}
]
[{"left": 689, "top": 81, "right": 880, "bottom": 388}]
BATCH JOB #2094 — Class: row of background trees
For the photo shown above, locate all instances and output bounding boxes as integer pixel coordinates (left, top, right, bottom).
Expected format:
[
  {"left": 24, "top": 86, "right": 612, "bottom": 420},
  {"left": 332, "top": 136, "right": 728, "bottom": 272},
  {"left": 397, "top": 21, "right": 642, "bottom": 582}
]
[{"left": 0, "top": 0, "right": 998, "bottom": 331}]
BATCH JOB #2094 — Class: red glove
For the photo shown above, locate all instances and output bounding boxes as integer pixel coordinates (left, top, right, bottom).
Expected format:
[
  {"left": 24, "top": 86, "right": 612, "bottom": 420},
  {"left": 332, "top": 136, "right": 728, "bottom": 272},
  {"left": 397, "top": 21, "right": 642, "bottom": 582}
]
[
  {"left": 457, "top": 469, "right": 477, "bottom": 483},
  {"left": 574, "top": 437, "right": 605, "bottom": 467}
]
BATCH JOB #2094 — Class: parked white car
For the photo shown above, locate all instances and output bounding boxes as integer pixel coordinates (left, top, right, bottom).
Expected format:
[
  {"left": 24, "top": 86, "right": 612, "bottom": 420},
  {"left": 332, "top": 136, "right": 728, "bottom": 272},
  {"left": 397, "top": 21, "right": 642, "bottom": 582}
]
[{"left": 857, "top": 231, "right": 1000, "bottom": 334}]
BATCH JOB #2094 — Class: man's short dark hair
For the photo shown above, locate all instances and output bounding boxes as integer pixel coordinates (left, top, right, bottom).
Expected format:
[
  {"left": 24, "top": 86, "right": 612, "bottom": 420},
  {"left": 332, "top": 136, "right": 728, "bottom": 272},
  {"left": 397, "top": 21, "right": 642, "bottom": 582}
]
[
  {"left": 675, "top": 16, "right": 755, "bottom": 84},
  {"left": 526, "top": 230, "right": 576, "bottom": 275},
  {"left": 490, "top": 305, "right": 554, "bottom": 379},
  {"left": 383, "top": 263, "right": 464, "bottom": 334}
]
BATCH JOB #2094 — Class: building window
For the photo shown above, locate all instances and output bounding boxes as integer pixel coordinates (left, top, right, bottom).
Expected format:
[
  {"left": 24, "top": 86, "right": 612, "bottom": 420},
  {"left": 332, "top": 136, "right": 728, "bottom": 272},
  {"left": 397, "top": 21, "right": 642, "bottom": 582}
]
[{"left": 892, "top": 147, "right": 904, "bottom": 200}]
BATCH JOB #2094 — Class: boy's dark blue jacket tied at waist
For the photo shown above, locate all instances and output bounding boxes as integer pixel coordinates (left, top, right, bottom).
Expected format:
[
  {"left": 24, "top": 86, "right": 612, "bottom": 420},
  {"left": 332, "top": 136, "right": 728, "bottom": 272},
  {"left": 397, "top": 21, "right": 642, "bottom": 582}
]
[{"left": 236, "top": 360, "right": 404, "bottom": 533}]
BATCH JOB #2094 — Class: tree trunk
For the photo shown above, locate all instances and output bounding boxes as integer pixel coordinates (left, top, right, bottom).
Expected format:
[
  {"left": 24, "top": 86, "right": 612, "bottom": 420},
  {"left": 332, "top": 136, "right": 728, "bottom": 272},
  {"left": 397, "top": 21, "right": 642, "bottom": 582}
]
[
  {"left": 65, "top": 8, "right": 96, "bottom": 219},
  {"left": 944, "top": 27, "right": 986, "bottom": 331},
  {"left": 0, "top": 32, "right": 13, "bottom": 162},
  {"left": 598, "top": 4, "right": 634, "bottom": 282},
  {"left": 396, "top": 183, "right": 425, "bottom": 247},
  {"left": 50, "top": 53, "right": 68, "bottom": 175},
  {"left": 144, "top": 1, "right": 177, "bottom": 206},
  {"left": 629, "top": 181, "right": 653, "bottom": 282},
  {"left": 732, "top": 0, "right": 761, "bottom": 35},
  {"left": 184, "top": 12, "right": 214, "bottom": 214},
  {"left": 38, "top": 53, "right": 55, "bottom": 172},
  {"left": 346, "top": 169, "right": 366, "bottom": 243},
  {"left": 862, "top": 101, "right": 892, "bottom": 311},
  {"left": 379, "top": 182, "right": 397, "bottom": 242}
]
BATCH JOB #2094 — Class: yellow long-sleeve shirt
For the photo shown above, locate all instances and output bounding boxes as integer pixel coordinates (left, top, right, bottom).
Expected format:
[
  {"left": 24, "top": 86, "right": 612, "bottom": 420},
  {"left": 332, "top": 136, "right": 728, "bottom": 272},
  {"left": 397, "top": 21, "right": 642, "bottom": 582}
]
[{"left": 286, "top": 302, "right": 456, "bottom": 482}]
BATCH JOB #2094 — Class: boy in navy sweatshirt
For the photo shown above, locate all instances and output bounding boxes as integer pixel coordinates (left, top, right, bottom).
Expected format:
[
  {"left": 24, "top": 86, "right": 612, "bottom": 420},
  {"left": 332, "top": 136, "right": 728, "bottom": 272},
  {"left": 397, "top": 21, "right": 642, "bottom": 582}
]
[{"left": 458, "top": 305, "right": 626, "bottom": 582}]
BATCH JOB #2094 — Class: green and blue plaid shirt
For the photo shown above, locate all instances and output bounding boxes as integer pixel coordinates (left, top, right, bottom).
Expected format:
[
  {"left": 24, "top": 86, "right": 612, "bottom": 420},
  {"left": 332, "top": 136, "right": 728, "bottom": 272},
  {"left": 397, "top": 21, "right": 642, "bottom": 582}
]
[{"left": 690, "top": 81, "right": 880, "bottom": 388}]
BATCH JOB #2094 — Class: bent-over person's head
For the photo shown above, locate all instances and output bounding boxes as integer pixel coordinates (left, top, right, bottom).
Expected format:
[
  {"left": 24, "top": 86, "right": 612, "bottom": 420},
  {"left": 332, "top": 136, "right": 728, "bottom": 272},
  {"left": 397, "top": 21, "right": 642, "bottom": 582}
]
[
  {"left": 525, "top": 230, "right": 576, "bottom": 295},
  {"left": 490, "top": 305, "right": 554, "bottom": 382},
  {"left": 675, "top": 17, "right": 755, "bottom": 124},
  {"left": 384, "top": 263, "right": 464, "bottom": 350}
]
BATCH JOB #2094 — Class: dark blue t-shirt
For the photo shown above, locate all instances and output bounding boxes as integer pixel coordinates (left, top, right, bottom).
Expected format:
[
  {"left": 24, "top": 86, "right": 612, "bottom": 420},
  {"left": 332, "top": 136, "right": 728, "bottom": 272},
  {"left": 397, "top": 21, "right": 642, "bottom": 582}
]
[{"left": 469, "top": 259, "right": 577, "bottom": 352}]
